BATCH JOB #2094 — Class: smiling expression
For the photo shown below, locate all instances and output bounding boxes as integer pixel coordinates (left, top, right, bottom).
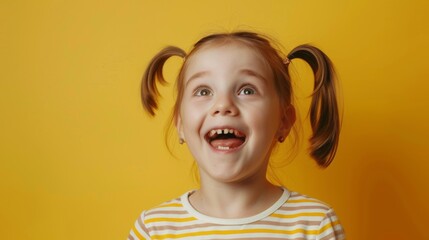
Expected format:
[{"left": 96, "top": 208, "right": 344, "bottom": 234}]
[{"left": 177, "top": 42, "right": 289, "bottom": 184}]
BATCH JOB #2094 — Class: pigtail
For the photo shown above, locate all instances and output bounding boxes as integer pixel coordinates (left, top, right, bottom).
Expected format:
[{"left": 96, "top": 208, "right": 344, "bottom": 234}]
[
  {"left": 288, "top": 45, "right": 341, "bottom": 167},
  {"left": 141, "top": 46, "right": 186, "bottom": 116}
]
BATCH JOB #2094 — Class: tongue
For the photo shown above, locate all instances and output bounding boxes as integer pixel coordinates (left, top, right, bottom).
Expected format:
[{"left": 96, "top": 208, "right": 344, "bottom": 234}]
[{"left": 210, "top": 138, "right": 244, "bottom": 149}]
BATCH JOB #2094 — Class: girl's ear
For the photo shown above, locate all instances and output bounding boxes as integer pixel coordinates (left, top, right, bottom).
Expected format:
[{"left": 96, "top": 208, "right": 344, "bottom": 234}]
[
  {"left": 175, "top": 115, "right": 185, "bottom": 142},
  {"left": 278, "top": 105, "right": 296, "bottom": 139}
]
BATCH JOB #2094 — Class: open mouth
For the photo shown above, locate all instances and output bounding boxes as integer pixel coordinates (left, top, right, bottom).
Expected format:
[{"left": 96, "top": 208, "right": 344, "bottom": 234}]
[{"left": 205, "top": 128, "right": 246, "bottom": 150}]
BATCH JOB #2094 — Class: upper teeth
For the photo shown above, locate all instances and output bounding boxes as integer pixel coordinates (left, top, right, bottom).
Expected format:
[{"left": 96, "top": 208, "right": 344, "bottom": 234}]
[{"left": 210, "top": 128, "right": 235, "bottom": 137}]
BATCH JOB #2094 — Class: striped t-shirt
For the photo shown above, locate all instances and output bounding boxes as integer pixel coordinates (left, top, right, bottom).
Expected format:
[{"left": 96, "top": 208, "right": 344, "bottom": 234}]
[{"left": 128, "top": 189, "right": 345, "bottom": 239}]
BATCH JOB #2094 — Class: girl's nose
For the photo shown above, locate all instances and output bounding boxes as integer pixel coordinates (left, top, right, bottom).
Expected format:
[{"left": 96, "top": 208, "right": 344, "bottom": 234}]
[{"left": 211, "top": 95, "right": 239, "bottom": 117}]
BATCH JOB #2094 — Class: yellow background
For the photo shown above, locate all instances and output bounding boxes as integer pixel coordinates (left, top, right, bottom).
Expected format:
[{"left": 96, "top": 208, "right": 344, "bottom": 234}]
[{"left": 1, "top": 0, "right": 428, "bottom": 239}]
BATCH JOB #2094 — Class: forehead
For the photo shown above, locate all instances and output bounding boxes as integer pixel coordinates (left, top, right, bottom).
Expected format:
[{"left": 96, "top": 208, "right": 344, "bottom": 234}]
[{"left": 183, "top": 42, "right": 271, "bottom": 80}]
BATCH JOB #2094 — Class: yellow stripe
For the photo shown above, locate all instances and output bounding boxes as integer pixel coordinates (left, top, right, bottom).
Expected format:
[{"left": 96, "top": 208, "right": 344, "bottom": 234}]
[
  {"left": 331, "top": 219, "right": 340, "bottom": 227},
  {"left": 318, "top": 219, "right": 341, "bottom": 234},
  {"left": 152, "top": 228, "right": 318, "bottom": 239},
  {"left": 271, "top": 212, "right": 326, "bottom": 218},
  {"left": 132, "top": 225, "right": 145, "bottom": 239},
  {"left": 145, "top": 216, "right": 197, "bottom": 224}
]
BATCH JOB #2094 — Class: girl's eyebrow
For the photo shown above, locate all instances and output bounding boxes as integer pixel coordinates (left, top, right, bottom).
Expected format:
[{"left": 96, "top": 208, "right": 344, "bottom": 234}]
[
  {"left": 185, "top": 69, "right": 267, "bottom": 86},
  {"left": 186, "top": 71, "right": 209, "bottom": 85},
  {"left": 239, "top": 69, "right": 267, "bottom": 83}
]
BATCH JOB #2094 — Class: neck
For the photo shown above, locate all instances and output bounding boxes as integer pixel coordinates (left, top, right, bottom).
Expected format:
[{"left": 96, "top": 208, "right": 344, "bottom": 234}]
[{"left": 189, "top": 173, "right": 283, "bottom": 219}]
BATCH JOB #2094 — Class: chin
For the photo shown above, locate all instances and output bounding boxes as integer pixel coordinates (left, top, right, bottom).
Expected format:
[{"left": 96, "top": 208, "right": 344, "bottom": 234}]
[{"left": 202, "top": 167, "right": 262, "bottom": 184}]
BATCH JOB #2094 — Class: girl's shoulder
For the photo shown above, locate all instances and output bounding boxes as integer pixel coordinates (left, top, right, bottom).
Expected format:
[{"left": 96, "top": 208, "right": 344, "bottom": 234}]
[
  {"left": 128, "top": 196, "right": 188, "bottom": 240},
  {"left": 286, "top": 190, "right": 333, "bottom": 209},
  {"left": 281, "top": 191, "right": 345, "bottom": 239},
  {"left": 143, "top": 194, "right": 186, "bottom": 216},
  {"left": 278, "top": 190, "right": 340, "bottom": 223}
]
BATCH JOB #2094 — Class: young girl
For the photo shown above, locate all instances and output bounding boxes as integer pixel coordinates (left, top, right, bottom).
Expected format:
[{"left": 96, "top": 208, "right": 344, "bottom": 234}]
[{"left": 129, "top": 31, "right": 345, "bottom": 239}]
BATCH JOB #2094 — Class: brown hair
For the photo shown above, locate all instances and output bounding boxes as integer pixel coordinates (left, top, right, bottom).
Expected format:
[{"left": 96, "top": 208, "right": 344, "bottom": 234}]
[{"left": 141, "top": 31, "right": 341, "bottom": 167}]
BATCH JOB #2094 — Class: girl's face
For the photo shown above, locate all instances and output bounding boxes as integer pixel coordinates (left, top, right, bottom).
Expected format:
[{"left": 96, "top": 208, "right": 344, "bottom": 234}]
[{"left": 177, "top": 43, "right": 289, "bottom": 184}]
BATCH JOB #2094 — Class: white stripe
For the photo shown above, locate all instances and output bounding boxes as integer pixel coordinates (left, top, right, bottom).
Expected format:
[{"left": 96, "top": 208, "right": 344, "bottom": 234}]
[{"left": 128, "top": 230, "right": 137, "bottom": 240}]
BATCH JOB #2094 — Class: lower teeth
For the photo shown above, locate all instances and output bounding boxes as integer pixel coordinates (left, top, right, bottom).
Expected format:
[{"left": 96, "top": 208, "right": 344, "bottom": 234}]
[{"left": 217, "top": 146, "right": 230, "bottom": 150}]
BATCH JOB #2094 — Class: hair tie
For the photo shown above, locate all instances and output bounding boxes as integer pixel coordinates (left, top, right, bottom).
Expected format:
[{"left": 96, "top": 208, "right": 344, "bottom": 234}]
[{"left": 283, "top": 57, "right": 291, "bottom": 65}]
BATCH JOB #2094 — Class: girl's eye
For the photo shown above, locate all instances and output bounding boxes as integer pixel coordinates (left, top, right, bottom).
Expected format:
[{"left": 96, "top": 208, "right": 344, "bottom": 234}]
[
  {"left": 239, "top": 87, "right": 256, "bottom": 95},
  {"left": 194, "top": 88, "right": 212, "bottom": 96}
]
